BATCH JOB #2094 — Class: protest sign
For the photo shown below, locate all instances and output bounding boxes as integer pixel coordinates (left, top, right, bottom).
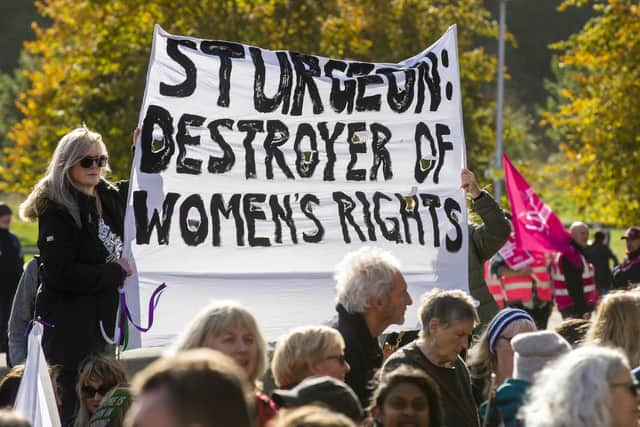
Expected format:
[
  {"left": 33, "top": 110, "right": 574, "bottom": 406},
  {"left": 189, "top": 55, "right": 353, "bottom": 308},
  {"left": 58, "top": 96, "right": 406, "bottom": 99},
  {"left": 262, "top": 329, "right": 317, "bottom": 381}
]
[{"left": 123, "top": 25, "right": 468, "bottom": 347}]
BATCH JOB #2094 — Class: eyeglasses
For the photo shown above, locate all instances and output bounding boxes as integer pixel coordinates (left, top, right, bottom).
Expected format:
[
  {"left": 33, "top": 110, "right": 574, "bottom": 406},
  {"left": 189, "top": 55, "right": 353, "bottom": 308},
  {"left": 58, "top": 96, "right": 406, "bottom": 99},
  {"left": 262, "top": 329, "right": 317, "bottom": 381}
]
[
  {"left": 78, "top": 155, "right": 108, "bottom": 168},
  {"left": 610, "top": 382, "right": 640, "bottom": 397},
  {"left": 81, "top": 384, "right": 112, "bottom": 398},
  {"left": 325, "top": 354, "right": 347, "bottom": 365}
]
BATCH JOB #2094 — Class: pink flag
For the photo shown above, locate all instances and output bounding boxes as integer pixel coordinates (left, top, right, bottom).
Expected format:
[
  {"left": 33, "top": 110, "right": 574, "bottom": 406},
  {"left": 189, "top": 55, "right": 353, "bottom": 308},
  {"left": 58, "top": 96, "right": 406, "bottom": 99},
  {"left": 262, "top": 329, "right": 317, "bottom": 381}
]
[{"left": 503, "top": 154, "right": 572, "bottom": 254}]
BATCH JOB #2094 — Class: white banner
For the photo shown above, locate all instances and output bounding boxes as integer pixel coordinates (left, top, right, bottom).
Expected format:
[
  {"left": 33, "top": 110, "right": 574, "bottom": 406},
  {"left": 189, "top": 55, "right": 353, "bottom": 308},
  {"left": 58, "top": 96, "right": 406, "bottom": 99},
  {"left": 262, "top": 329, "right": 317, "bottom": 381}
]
[{"left": 123, "top": 25, "right": 468, "bottom": 347}]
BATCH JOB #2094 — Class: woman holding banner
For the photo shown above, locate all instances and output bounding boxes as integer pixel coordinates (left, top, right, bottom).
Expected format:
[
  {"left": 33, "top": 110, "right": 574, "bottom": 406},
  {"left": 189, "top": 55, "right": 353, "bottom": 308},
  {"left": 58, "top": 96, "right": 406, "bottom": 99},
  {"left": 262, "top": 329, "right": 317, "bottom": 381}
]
[{"left": 20, "top": 125, "right": 131, "bottom": 423}]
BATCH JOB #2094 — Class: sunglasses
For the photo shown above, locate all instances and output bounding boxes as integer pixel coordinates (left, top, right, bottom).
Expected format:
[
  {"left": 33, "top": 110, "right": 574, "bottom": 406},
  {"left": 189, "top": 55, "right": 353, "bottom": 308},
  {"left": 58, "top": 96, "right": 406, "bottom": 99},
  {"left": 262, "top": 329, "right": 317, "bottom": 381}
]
[
  {"left": 78, "top": 155, "right": 108, "bottom": 168},
  {"left": 611, "top": 382, "right": 640, "bottom": 397},
  {"left": 81, "top": 384, "right": 112, "bottom": 398},
  {"left": 325, "top": 354, "right": 347, "bottom": 365}
]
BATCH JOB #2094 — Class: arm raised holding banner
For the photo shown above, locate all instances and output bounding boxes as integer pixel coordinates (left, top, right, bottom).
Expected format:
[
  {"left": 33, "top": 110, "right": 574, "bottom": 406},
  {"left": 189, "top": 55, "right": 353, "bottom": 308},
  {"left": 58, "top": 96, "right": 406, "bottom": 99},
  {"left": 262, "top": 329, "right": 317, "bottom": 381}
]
[{"left": 462, "top": 168, "right": 511, "bottom": 326}]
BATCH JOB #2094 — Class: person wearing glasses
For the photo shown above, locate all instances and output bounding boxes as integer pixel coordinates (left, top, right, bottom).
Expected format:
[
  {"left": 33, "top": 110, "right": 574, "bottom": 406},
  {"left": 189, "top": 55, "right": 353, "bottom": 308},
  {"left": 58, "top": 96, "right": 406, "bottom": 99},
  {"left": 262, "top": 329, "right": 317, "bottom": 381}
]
[
  {"left": 271, "top": 325, "right": 351, "bottom": 390},
  {"left": 520, "top": 345, "right": 640, "bottom": 427},
  {"left": 74, "top": 355, "right": 127, "bottom": 427},
  {"left": 20, "top": 125, "right": 132, "bottom": 422}
]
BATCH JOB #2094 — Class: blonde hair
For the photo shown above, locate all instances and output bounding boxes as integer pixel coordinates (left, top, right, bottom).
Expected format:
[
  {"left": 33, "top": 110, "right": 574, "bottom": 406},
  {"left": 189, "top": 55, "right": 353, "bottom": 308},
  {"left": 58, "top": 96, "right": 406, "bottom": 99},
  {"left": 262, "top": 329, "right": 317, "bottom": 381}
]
[
  {"left": 168, "top": 301, "right": 268, "bottom": 386},
  {"left": 74, "top": 355, "right": 127, "bottom": 427},
  {"left": 586, "top": 291, "right": 640, "bottom": 366},
  {"left": 271, "top": 326, "right": 345, "bottom": 387},
  {"left": 20, "top": 125, "right": 111, "bottom": 227}
]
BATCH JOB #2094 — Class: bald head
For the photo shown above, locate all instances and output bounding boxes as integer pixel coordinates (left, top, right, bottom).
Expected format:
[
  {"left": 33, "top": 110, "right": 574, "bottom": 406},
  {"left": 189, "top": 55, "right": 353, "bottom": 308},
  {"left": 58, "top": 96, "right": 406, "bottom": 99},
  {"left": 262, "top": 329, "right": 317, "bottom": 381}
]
[{"left": 570, "top": 222, "right": 589, "bottom": 248}]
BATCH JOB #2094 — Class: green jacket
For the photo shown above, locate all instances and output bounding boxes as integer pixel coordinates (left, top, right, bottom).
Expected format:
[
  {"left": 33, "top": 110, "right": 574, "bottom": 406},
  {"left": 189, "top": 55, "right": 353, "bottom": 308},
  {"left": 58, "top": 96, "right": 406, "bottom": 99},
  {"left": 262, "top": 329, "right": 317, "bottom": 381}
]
[{"left": 468, "top": 191, "right": 511, "bottom": 326}]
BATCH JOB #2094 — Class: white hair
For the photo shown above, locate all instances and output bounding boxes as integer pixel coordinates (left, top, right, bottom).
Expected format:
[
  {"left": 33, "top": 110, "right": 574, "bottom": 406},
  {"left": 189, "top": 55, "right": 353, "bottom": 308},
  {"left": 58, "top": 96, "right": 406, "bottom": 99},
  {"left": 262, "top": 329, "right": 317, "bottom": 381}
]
[
  {"left": 519, "top": 345, "right": 629, "bottom": 427},
  {"left": 334, "top": 246, "right": 400, "bottom": 314},
  {"left": 569, "top": 221, "right": 588, "bottom": 231}
]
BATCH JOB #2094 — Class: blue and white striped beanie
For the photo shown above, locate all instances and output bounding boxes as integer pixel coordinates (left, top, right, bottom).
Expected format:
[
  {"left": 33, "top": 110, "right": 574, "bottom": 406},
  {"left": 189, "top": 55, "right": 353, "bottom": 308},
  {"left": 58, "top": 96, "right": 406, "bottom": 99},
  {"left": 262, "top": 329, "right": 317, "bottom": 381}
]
[{"left": 487, "top": 308, "right": 534, "bottom": 354}]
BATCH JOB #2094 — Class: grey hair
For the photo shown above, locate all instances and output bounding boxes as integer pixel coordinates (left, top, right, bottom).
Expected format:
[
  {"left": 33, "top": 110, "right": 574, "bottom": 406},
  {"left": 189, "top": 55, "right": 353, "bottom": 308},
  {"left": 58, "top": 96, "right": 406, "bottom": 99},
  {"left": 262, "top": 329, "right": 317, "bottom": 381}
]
[
  {"left": 20, "top": 125, "right": 111, "bottom": 227},
  {"left": 167, "top": 300, "right": 268, "bottom": 386},
  {"left": 334, "top": 246, "right": 401, "bottom": 314},
  {"left": 519, "top": 345, "right": 629, "bottom": 427},
  {"left": 418, "top": 288, "right": 479, "bottom": 335}
]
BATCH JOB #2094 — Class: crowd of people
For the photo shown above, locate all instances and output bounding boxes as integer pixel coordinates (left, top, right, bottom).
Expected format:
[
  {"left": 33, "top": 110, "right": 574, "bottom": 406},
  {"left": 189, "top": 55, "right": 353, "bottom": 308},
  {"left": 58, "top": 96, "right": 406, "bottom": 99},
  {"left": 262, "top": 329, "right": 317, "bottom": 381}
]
[{"left": 0, "top": 126, "right": 638, "bottom": 426}]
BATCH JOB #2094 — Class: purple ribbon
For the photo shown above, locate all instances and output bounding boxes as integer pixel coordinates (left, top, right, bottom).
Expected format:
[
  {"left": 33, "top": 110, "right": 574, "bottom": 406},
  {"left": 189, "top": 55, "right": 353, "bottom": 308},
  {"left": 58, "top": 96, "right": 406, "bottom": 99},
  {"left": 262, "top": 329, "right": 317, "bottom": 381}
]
[
  {"left": 25, "top": 317, "right": 55, "bottom": 337},
  {"left": 100, "top": 282, "right": 167, "bottom": 346},
  {"left": 119, "top": 282, "right": 167, "bottom": 333}
]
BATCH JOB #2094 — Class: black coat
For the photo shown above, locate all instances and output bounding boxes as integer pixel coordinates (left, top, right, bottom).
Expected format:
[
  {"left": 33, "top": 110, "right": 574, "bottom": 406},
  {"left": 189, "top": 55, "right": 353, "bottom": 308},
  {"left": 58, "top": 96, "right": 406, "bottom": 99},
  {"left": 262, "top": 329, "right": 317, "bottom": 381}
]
[
  {"left": 36, "top": 179, "right": 128, "bottom": 368},
  {"left": 329, "top": 304, "right": 382, "bottom": 406}
]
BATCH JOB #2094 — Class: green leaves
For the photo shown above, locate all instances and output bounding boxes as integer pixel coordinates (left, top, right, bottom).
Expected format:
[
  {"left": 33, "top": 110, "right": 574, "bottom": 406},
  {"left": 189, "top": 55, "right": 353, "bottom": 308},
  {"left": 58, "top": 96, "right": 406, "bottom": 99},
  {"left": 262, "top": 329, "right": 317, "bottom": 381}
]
[{"left": 2, "top": 0, "right": 499, "bottom": 194}]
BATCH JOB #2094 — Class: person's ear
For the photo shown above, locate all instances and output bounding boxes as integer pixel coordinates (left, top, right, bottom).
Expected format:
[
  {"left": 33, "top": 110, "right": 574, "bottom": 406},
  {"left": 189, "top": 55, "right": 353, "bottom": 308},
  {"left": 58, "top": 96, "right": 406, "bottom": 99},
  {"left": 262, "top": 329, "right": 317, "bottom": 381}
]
[
  {"left": 428, "top": 318, "right": 440, "bottom": 336},
  {"left": 369, "top": 295, "right": 385, "bottom": 312}
]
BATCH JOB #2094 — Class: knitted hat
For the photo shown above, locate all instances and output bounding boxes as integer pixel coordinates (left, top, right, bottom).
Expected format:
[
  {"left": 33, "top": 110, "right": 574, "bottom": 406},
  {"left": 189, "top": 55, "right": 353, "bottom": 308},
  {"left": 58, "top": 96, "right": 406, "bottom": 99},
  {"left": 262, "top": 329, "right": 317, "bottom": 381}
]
[
  {"left": 271, "top": 376, "right": 364, "bottom": 421},
  {"left": 512, "top": 331, "right": 571, "bottom": 382},
  {"left": 487, "top": 308, "right": 535, "bottom": 354}
]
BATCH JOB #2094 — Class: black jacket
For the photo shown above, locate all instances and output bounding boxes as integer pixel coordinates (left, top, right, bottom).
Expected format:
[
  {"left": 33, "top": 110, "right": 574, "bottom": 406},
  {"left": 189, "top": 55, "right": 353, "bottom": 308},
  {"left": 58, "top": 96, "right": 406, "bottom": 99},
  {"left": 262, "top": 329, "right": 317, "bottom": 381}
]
[
  {"left": 612, "top": 248, "right": 640, "bottom": 289},
  {"left": 329, "top": 304, "right": 382, "bottom": 406},
  {"left": 36, "top": 179, "right": 128, "bottom": 368}
]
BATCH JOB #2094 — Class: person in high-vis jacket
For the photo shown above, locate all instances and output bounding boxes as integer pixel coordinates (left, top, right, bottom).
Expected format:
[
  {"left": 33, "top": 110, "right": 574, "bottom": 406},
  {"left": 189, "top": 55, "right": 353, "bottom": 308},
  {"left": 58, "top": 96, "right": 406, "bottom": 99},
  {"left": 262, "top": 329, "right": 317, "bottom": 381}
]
[
  {"left": 490, "top": 248, "right": 554, "bottom": 330},
  {"left": 550, "top": 222, "right": 598, "bottom": 319}
]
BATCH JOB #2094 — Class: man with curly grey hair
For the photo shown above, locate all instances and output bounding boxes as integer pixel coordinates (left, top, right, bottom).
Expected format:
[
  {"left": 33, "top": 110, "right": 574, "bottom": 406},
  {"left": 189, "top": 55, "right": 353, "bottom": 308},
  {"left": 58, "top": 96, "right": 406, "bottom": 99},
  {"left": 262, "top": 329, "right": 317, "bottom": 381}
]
[{"left": 329, "top": 246, "right": 413, "bottom": 405}]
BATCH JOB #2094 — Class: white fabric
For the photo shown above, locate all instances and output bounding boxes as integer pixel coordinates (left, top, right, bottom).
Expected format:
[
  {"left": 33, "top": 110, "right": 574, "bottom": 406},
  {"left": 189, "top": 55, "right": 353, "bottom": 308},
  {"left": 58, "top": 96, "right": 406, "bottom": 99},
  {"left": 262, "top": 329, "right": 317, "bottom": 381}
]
[
  {"left": 123, "top": 25, "right": 469, "bottom": 347},
  {"left": 14, "top": 323, "right": 61, "bottom": 427}
]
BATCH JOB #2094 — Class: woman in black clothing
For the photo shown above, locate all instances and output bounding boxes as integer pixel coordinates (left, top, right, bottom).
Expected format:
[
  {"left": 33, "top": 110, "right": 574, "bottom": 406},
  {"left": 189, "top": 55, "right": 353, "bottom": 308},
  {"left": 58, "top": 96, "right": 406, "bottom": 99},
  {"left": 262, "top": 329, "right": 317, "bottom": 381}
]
[{"left": 20, "top": 125, "right": 131, "bottom": 423}]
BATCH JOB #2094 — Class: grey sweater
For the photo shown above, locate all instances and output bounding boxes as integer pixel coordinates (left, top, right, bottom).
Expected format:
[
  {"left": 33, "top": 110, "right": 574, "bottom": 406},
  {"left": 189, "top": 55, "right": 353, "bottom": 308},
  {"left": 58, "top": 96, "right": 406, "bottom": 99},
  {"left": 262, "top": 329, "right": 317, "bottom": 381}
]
[{"left": 8, "top": 257, "right": 39, "bottom": 365}]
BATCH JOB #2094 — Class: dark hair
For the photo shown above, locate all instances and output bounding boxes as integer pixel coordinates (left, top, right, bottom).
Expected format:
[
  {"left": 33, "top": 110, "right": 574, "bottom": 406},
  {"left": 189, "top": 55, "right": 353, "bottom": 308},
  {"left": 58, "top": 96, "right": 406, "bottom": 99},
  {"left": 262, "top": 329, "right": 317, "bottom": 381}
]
[
  {"left": 131, "top": 348, "right": 254, "bottom": 427},
  {"left": 0, "top": 202, "right": 12, "bottom": 217},
  {"left": 0, "top": 365, "right": 25, "bottom": 408},
  {"left": 369, "top": 366, "right": 443, "bottom": 427},
  {"left": 594, "top": 230, "right": 606, "bottom": 243},
  {"left": 554, "top": 318, "right": 591, "bottom": 348}
]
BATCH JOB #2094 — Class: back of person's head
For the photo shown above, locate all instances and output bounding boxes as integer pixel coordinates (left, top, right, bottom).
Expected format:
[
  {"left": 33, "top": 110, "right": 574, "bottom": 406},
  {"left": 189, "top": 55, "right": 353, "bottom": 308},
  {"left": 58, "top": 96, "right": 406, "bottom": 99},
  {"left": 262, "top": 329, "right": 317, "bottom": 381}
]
[
  {"left": 511, "top": 330, "right": 571, "bottom": 382},
  {"left": 272, "top": 376, "right": 363, "bottom": 422},
  {"left": 0, "top": 409, "right": 32, "bottom": 427},
  {"left": 519, "top": 345, "right": 631, "bottom": 427},
  {"left": 0, "top": 365, "right": 25, "bottom": 408},
  {"left": 594, "top": 230, "right": 606, "bottom": 243},
  {"left": 586, "top": 291, "right": 640, "bottom": 366},
  {"left": 554, "top": 318, "right": 591, "bottom": 348},
  {"left": 269, "top": 405, "right": 357, "bottom": 427},
  {"left": 271, "top": 326, "right": 346, "bottom": 388},
  {"left": 0, "top": 202, "right": 12, "bottom": 218},
  {"left": 334, "top": 246, "right": 400, "bottom": 314},
  {"left": 127, "top": 348, "right": 254, "bottom": 427},
  {"left": 168, "top": 300, "right": 268, "bottom": 385},
  {"left": 418, "top": 288, "right": 478, "bottom": 335},
  {"left": 369, "top": 366, "right": 443, "bottom": 427}
]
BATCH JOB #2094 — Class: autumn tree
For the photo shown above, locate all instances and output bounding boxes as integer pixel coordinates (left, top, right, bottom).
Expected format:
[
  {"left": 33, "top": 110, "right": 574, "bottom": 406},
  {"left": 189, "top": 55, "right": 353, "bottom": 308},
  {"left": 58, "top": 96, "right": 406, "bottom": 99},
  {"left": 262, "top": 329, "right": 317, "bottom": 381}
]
[
  {"left": 542, "top": 0, "right": 640, "bottom": 226},
  {"left": 2, "top": 0, "right": 500, "bottom": 193}
]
